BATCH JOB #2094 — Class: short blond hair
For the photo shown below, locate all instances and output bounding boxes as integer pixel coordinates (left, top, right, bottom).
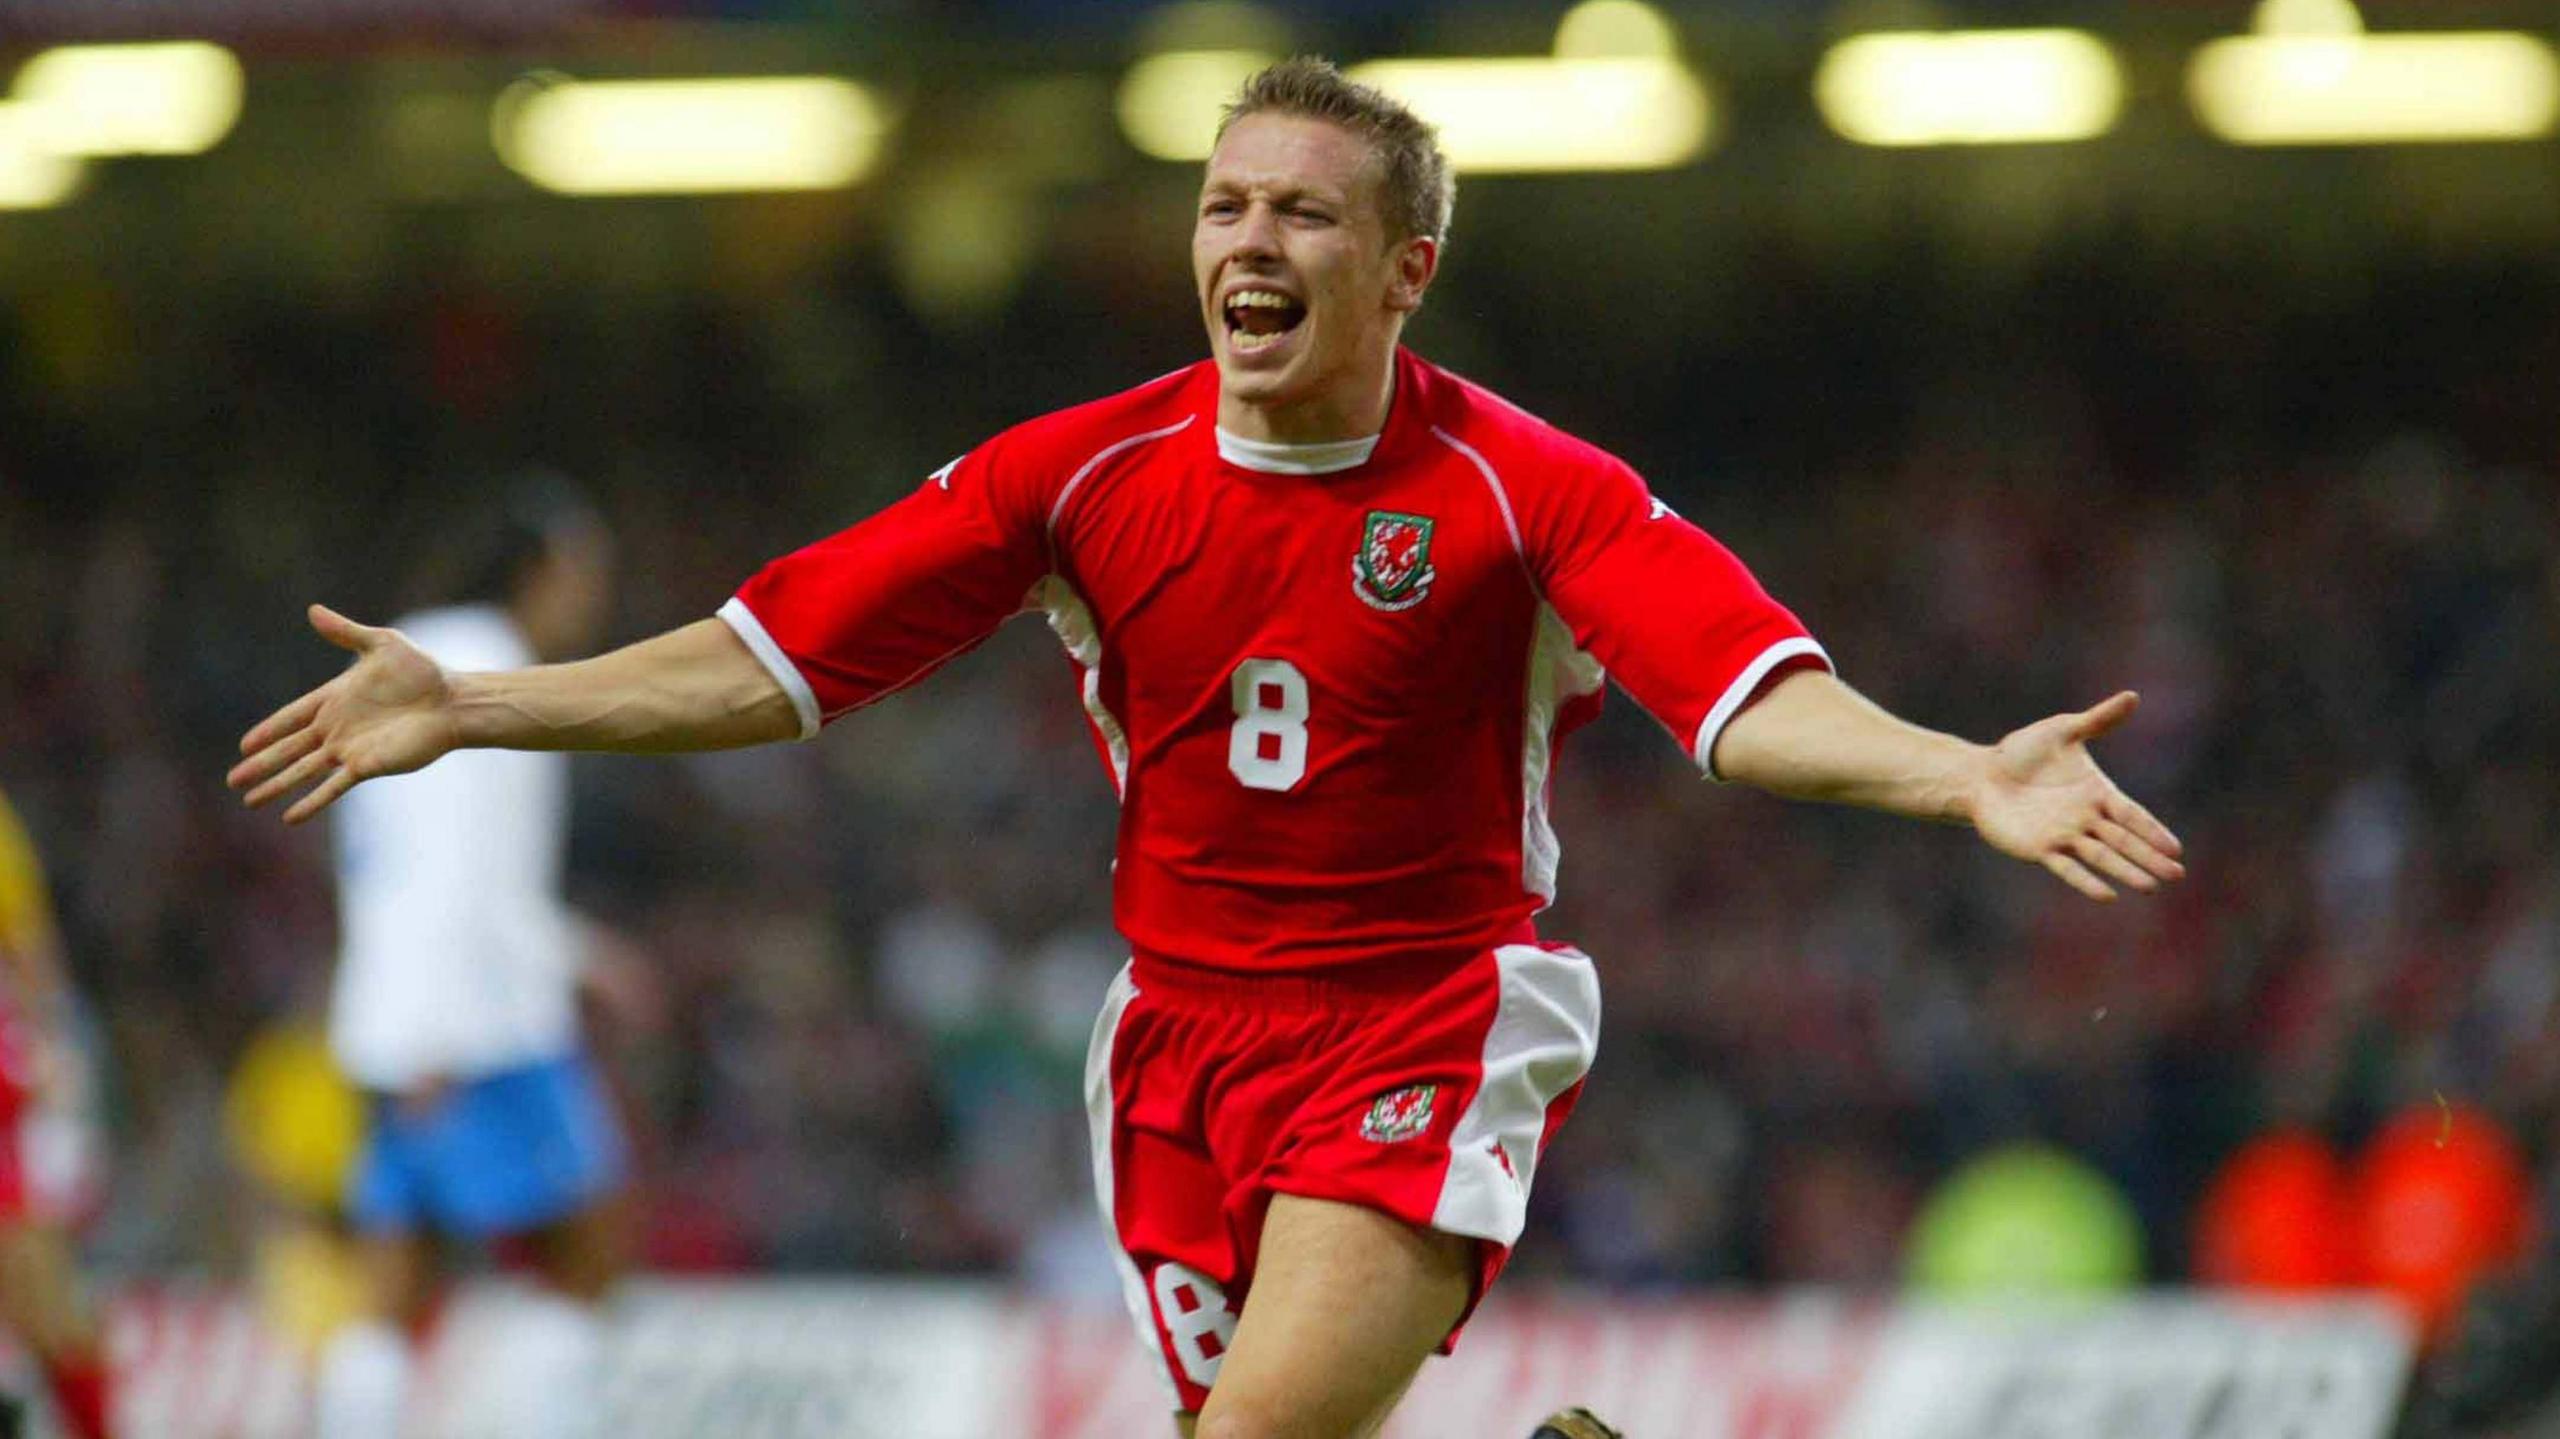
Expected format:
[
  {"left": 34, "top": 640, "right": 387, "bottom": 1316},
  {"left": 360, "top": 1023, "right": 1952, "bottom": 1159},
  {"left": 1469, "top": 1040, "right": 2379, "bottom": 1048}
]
[{"left": 1217, "top": 57, "right": 1455, "bottom": 245}]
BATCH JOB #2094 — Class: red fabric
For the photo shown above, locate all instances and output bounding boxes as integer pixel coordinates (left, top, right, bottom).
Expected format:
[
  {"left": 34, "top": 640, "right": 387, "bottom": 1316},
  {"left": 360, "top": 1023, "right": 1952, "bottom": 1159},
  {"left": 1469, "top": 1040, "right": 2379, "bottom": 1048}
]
[
  {"left": 41, "top": 1354, "right": 108, "bottom": 1439},
  {"left": 1100, "top": 944, "right": 1582, "bottom": 1411},
  {"left": 0, "top": 1011, "right": 39, "bottom": 1222},
  {"left": 733, "top": 351, "right": 1822, "bottom": 977}
]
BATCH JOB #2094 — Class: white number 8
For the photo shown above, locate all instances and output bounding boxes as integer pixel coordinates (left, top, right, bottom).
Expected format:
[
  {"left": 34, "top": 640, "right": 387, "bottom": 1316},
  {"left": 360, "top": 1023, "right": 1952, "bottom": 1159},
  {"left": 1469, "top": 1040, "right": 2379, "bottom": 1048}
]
[
  {"left": 1151, "top": 1262, "right": 1236, "bottom": 1389},
  {"left": 1227, "top": 658, "right": 1309, "bottom": 792}
]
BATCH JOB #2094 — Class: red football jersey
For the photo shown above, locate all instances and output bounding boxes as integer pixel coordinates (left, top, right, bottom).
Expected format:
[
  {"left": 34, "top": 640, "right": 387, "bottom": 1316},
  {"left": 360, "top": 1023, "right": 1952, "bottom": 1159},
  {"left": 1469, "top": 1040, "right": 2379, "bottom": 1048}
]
[{"left": 723, "top": 350, "right": 1829, "bottom": 975}]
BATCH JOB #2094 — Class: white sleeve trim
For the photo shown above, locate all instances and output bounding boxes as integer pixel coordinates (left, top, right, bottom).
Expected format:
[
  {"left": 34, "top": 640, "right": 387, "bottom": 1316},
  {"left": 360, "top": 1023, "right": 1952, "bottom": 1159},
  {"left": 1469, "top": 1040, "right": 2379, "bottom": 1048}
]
[
  {"left": 1692, "top": 635, "right": 1832, "bottom": 782},
  {"left": 1049, "top": 416, "right": 1195, "bottom": 537},
  {"left": 717, "top": 597, "right": 822, "bottom": 741},
  {"left": 1430, "top": 425, "right": 1524, "bottom": 560}
]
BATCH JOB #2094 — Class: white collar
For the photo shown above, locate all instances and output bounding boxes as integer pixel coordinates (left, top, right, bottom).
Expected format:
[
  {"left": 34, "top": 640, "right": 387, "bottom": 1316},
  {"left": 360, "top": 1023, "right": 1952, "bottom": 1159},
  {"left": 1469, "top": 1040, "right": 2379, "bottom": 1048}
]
[{"left": 1214, "top": 426, "right": 1382, "bottom": 476}]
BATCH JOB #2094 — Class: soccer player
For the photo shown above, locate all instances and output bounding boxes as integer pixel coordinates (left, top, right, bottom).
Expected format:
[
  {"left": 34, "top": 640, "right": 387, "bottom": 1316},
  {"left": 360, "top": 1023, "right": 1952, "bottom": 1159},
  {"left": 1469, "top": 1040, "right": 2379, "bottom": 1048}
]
[
  {"left": 230, "top": 60, "right": 2184, "bottom": 1439},
  {"left": 0, "top": 785, "right": 113, "bottom": 1438},
  {"left": 309, "top": 483, "right": 633, "bottom": 1439}
]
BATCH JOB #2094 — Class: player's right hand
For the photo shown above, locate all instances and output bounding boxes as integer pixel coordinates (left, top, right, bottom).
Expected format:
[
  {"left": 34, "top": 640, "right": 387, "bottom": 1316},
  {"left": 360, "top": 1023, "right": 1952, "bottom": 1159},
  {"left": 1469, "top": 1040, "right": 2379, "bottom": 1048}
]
[{"left": 228, "top": 604, "right": 461, "bottom": 824}]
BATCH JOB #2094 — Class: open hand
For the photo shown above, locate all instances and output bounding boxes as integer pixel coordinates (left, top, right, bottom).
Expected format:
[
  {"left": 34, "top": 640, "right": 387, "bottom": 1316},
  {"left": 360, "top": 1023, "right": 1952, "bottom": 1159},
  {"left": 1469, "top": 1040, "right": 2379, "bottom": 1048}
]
[
  {"left": 227, "top": 605, "right": 460, "bottom": 824},
  {"left": 1971, "top": 691, "right": 2185, "bottom": 901}
]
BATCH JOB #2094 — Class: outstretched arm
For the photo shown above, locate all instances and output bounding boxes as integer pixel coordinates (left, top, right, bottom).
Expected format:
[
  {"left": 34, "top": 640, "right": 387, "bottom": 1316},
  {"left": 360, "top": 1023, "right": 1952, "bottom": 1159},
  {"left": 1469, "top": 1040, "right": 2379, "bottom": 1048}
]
[
  {"left": 229, "top": 604, "right": 798, "bottom": 824},
  {"left": 1711, "top": 669, "right": 2185, "bottom": 901}
]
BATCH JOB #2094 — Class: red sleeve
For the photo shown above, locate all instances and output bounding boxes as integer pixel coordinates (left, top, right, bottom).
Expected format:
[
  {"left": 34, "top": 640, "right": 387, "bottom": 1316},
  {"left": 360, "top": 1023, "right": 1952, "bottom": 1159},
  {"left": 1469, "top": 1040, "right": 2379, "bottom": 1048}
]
[
  {"left": 1524, "top": 455, "right": 1831, "bottom": 778},
  {"left": 719, "top": 437, "right": 1056, "bottom": 737}
]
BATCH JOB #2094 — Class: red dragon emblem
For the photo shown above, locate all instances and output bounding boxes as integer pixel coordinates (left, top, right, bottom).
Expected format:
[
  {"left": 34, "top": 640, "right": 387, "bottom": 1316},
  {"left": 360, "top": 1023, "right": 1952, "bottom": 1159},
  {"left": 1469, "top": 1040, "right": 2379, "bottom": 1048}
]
[
  {"left": 1353, "top": 510, "right": 1437, "bottom": 611},
  {"left": 1360, "top": 1083, "right": 1437, "bottom": 1144}
]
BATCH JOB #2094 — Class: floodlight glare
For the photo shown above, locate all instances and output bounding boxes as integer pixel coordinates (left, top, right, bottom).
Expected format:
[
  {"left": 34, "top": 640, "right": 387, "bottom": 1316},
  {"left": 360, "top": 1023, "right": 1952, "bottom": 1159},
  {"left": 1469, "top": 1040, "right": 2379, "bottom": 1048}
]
[
  {"left": 0, "top": 104, "right": 81, "bottom": 209},
  {"left": 1553, "top": 0, "right": 1682, "bottom": 60},
  {"left": 1815, "top": 30, "right": 2124, "bottom": 147},
  {"left": 2190, "top": 33, "right": 2559, "bottom": 144},
  {"left": 1346, "top": 57, "right": 1714, "bottom": 172},
  {"left": 1116, "top": 50, "right": 1275, "bottom": 161},
  {"left": 13, "top": 41, "right": 244, "bottom": 157},
  {"left": 493, "top": 76, "right": 888, "bottom": 196},
  {"left": 2253, "top": 0, "right": 2364, "bottom": 37}
]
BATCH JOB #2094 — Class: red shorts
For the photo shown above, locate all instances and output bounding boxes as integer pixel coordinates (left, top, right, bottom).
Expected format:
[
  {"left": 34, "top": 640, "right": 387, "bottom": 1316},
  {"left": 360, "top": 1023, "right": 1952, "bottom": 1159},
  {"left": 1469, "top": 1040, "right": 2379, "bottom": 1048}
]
[{"left": 1085, "top": 939, "right": 1600, "bottom": 1411}]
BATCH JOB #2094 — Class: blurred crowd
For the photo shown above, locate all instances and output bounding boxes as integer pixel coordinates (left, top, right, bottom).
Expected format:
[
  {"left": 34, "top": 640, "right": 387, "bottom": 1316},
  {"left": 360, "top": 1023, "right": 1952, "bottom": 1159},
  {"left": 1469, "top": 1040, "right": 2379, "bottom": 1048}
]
[{"left": 0, "top": 226, "right": 2553, "bottom": 1326}]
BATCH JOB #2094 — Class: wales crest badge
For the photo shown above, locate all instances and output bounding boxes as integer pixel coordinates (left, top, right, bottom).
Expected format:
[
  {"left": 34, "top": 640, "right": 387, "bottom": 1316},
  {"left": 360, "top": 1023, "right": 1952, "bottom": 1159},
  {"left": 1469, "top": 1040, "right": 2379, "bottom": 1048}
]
[
  {"left": 1359, "top": 1083, "right": 1437, "bottom": 1144},
  {"left": 1352, "top": 510, "right": 1436, "bottom": 612}
]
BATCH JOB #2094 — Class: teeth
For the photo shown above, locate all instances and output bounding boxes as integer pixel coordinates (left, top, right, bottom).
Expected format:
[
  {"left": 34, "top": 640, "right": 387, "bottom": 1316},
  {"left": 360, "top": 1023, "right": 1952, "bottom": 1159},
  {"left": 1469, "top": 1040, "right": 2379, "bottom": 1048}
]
[
  {"left": 1231, "top": 328, "right": 1289, "bottom": 352},
  {"left": 1227, "top": 290, "right": 1294, "bottom": 310}
]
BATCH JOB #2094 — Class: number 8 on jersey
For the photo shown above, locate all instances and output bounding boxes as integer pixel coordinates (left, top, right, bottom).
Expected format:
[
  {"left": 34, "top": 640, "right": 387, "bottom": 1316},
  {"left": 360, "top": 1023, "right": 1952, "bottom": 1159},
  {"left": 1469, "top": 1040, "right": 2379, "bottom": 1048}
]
[{"left": 1227, "top": 658, "right": 1310, "bottom": 792}]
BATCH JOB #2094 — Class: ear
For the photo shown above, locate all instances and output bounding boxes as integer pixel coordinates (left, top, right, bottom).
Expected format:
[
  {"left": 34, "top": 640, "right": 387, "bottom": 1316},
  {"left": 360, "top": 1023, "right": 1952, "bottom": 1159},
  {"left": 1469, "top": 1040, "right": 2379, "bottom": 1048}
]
[{"left": 1384, "top": 234, "right": 1439, "bottom": 315}]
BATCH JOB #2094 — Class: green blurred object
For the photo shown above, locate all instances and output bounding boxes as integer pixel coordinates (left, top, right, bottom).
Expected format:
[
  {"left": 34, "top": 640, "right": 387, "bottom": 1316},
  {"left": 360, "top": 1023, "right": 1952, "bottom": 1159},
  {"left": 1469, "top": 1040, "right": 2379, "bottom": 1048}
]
[{"left": 1907, "top": 1145, "right": 2145, "bottom": 1295}]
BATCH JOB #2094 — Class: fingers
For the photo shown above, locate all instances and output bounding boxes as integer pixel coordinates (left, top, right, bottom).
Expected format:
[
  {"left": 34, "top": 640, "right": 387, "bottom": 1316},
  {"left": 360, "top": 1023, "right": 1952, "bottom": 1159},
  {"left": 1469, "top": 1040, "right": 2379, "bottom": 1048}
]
[
  {"left": 2103, "top": 792, "right": 2183, "bottom": 859},
  {"left": 283, "top": 766, "right": 361, "bottom": 826},
  {"left": 241, "top": 607, "right": 382, "bottom": 754},
  {"left": 2043, "top": 853, "right": 2117, "bottom": 902},
  {"left": 2071, "top": 690, "right": 2140, "bottom": 743},
  {"left": 237, "top": 685, "right": 328, "bottom": 759},
  {"left": 242, "top": 744, "right": 337, "bottom": 811},
  {"left": 2093, "top": 816, "right": 2185, "bottom": 884},
  {"left": 228, "top": 725, "right": 323, "bottom": 798},
  {"left": 2072, "top": 833, "right": 2159, "bottom": 895},
  {"left": 309, "top": 604, "right": 388, "bottom": 656}
]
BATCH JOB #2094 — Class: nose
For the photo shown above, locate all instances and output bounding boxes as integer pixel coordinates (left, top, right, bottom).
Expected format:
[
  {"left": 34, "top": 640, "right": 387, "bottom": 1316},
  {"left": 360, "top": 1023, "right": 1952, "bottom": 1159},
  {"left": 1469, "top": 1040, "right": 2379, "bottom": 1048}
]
[{"left": 1229, "top": 199, "right": 1282, "bottom": 261}]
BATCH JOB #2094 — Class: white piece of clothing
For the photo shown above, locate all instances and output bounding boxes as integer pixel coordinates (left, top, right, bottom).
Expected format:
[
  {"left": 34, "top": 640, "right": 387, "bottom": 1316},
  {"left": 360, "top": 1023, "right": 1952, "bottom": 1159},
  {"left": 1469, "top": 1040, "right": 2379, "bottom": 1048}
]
[{"left": 329, "top": 605, "right": 581, "bottom": 1089}]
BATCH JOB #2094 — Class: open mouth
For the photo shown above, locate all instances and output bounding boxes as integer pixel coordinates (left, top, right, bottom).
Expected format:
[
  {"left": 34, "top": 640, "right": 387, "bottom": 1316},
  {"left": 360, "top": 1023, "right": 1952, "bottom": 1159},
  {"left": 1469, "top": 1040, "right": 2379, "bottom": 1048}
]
[{"left": 1222, "top": 288, "right": 1307, "bottom": 355}]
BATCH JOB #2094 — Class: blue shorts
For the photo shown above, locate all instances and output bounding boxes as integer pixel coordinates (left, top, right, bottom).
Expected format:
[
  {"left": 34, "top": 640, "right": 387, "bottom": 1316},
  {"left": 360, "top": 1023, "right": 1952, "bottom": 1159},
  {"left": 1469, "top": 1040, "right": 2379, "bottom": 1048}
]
[{"left": 347, "top": 1052, "right": 627, "bottom": 1239}]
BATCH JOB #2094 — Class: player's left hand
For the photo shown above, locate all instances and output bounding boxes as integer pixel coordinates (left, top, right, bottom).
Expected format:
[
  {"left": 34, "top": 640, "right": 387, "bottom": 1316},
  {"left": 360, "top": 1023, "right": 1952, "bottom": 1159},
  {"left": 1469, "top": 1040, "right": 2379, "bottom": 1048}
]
[{"left": 1968, "top": 691, "right": 2185, "bottom": 902}]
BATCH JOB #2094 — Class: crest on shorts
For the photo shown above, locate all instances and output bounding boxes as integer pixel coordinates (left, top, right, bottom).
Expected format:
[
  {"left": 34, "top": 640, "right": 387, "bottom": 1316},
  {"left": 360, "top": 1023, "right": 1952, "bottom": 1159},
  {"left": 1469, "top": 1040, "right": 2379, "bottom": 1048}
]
[
  {"left": 1353, "top": 511, "right": 1436, "bottom": 612},
  {"left": 1360, "top": 1083, "right": 1437, "bottom": 1144}
]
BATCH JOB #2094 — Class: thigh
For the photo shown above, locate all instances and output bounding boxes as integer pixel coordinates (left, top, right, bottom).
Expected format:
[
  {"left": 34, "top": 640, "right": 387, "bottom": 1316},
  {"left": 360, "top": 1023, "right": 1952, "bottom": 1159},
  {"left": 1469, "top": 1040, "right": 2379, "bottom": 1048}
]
[
  {"left": 346, "top": 1227, "right": 440, "bottom": 1328},
  {"left": 1191, "top": 1193, "right": 1472, "bottom": 1439},
  {"left": 1090, "top": 966, "right": 1245, "bottom": 1415},
  {"left": 521, "top": 1190, "right": 630, "bottom": 1303}
]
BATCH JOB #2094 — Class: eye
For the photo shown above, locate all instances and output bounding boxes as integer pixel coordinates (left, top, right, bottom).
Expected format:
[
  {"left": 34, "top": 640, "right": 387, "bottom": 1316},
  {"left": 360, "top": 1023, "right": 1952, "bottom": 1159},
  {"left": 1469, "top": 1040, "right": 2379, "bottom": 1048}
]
[
  {"left": 1287, "top": 205, "right": 1333, "bottom": 225},
  {"left": 1202, "top": 198, "right": 1242, "bottom": 219}
]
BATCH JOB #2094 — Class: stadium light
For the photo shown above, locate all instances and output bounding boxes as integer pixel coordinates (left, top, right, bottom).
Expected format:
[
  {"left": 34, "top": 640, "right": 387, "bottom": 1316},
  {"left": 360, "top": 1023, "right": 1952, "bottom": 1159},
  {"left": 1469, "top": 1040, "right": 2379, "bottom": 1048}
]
[
  {"left": 0, "top": 104, "right": 81, "bottom": 209},
  {"left": 492, "top": 76, "right": 888, "bottom": 196},
  {"left": 2253, "top": 0, "right": 2364, "bottom": 36},
  {"left": 12, "top": 41, "right": 243, "bottom": 157},
  {"left": 1116, "top": 49, "right": 1275, "bottom": 161},
  {"left": 1814, "top": 30, "right": 2124, "bottom": 147},
  {"left": 1121, "top": 4, "right": 1707, "bottom": 172},
  {"left": 1553, "top": 0, "right": 1682, "bottom": 60},
  {"left": 1347, "top": 57, "right": 1714, "bottom": 172},
  {"left": 2188, "top": 33, "right": 2560, "bottom": 144}
]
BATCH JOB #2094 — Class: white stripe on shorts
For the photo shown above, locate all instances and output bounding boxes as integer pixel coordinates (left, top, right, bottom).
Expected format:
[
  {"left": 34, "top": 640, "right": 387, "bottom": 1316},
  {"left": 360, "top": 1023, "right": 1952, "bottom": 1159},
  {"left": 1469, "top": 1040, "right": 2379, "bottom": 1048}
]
[
  {"left": 1431, "top": 943, "right": 1602, "bottom": 1244},
  {"left": 1084, "top": 962, "right": 1176, "bottom": 1401}
]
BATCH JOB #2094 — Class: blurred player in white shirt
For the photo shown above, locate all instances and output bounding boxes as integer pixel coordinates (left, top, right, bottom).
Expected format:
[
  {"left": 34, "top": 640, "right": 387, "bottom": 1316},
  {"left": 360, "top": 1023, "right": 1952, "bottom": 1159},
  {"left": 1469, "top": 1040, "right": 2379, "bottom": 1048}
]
[{"left": 314, "top": 482, "right": 629, "bottom": 1439}]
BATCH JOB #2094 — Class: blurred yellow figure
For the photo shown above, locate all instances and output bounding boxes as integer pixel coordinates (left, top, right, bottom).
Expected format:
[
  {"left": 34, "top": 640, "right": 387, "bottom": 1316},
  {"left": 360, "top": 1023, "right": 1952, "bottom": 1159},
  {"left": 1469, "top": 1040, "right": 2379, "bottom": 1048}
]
[
  {"left": 224, "top": 1023, "right": 373, "bottom": 1360},
  {"left": 224, "top": 1024, "right": 366, "bottom": 1215}
]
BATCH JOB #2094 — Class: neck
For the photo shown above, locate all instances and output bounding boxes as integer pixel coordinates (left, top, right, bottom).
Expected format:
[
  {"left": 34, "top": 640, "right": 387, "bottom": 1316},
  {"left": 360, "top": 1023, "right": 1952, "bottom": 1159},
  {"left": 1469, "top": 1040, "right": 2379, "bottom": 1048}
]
[{"left": 1217, "top": 347, "right": 1397, "bottom": 444}]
